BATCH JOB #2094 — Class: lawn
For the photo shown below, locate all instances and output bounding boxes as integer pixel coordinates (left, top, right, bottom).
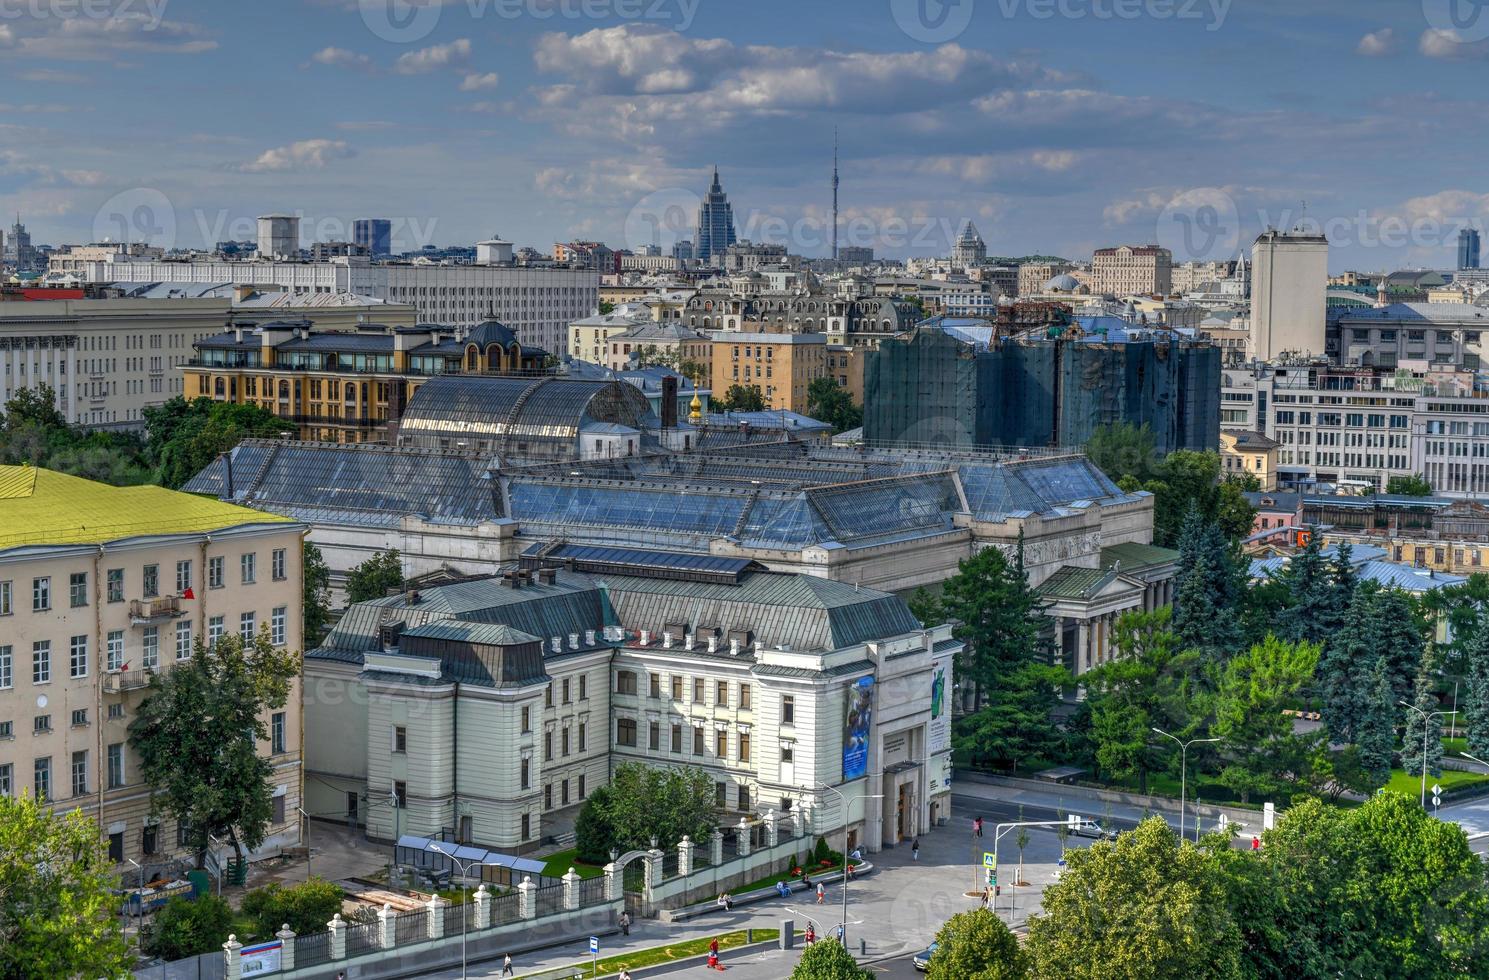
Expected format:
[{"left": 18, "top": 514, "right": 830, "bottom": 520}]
[
  {"left": 540, "top": 848, "right": 606, "bottom": 880},
  {"left": 524, "top": 928, "right": 781, "bottom": 977},
  {"left": 1383, "top": 767, "right": 1489, "bottom": 799}
]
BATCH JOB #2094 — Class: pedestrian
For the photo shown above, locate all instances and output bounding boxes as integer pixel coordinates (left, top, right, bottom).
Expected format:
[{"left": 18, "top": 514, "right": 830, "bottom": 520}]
[
  {"left": 619, "top": 909, "right": 631, "bottom": 935},
  {"left": 835, "top": 924, "right": 844, "bottom": 943},
  {"left": 620, "top": 970, "right": 633, "bottom": 980},
  {"left": 974, "top": 816, "right": 983, "bottom": 838},
  {"left": 816, "top": 881, "right": 825, "bottom": 905},
  {"left": 911, "top": 838, "right": 919, "bottom": 861},
  {"left": 775, "top": 879, "right": 791, "bottom": 898},
  {"left": 717, "top": 892, "right": 733, "bottom": 912},
  {"left": 502, "top": 952, "right": 513, "bottom": 976},
  {"left": 805, "top": 924, "right": 816, "bottom": 945},
  {"left": 708, "top": 937, "right": 721, "bottom": 970},
  {"left": 801, "top": 870, "right": 812, "bottom": 889},
  {"left": 1251, "top": 836, "right": 1260, "bottom": 851}
]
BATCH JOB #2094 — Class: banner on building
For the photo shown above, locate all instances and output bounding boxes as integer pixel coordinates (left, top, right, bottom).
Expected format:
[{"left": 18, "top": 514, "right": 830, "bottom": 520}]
[
  {"left": 928, "top": 653, "right": 952, "bottom": 755},
  {"left": 843, "top": 675, "right": 874, "bottom": 780},
  {"left": 240, "top": 939, "right": 282, "bottom": 977}
]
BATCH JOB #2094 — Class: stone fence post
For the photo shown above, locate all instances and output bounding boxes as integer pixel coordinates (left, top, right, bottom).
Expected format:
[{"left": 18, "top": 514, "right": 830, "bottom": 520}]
[
  {"left": 603, "top": 863, "right": 621, "bottom": 902},
  {"left": 678, "top": 835, "right": 695, "bottom": 877},
  {"left": 222, "top": 934, "right": 242, "bottom": 980},
  {"left": 377, "top": 902, "right": 396, "bottom": 948},
  {"left": 473, "top": 883, "right": 492, "bottom": 930},
  {"left": 710, "top": 828, "right": 724, "bottom": 866},
  {"left": 328, "top": 914, "right": 346, "bottom": 961},
  {"left": 737, "top": 817, "right": 752, "bottom": 859},
  {"left": 276, "top": 925, "right": 296, "bottom": 971},
  {"left": 518, "top": 875, "right": 537, "bottom": 919},
  {"left": 764, "top": 809, "right": 780, "bottom": 848},
  {"left": 427, "top": 895, "right": 447, "bottom": 940},
  {"left": 562, "top": 868, "right": 581, "bottom": 911}
]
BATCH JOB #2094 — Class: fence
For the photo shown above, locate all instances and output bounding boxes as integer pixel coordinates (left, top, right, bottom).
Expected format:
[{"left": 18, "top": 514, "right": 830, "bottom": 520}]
[
  {"left": 579, "top": 877, "right": 608, "bottom": 905},
  {"left": 295, "top": 930, "right": 332, "bottom": 970},
  {"left": 491, "top": 890, "right": 521, "bottom": 926},
  {"left": 345, "top": 920, "right": 382, "bottom": 958},
  {"left": 394, "top": 906, "right": 427, "bottom": 946},
  {"left": 131, "top": 954, "right": 226, "bottom": 980},
  {"left": 534, "top": 883, "right": 567, "bottom": 918}
]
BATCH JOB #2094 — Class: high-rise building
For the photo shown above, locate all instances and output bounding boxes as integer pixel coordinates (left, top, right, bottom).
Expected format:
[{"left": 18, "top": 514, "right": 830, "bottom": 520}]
[
  {"left": 5, "top": 216, "right": 36, "bottom": 272},
  {"left": 951, "top": 221, "right": 986, "bottom": 267},
  {"left": 1090, "top": 245, "right": 1173, "bottom": 296},
  {"left": 353, "top": 218, "right": 392, "bottom": 257},
  {"left": 1250, "top": 228, "right": 1328, "bottom": 360},
  {"left": 1459, "top": 228, "right": 1481, "bottom": 271},
  {"left": 672, "top": 239, "right": 695, "bottom": 262},
  {"left": 695, "top": 168, "right": 737, "bottom": 264},
  {"left": 256, "top": 215, "right": 300, "bottom": 260}
]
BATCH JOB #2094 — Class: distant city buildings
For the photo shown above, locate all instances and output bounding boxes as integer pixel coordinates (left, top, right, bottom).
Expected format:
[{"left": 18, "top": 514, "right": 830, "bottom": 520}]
[
  {"left": 257, "top": 215, "right": 301, "bottom": 261},
  {"left": 353, "top": 218, "right": 392, "bottom": 258},
  {"left": 950, "top": 221, "right": 987, "bottom": 268},
  {"left": 1090, "top": 245, "right": 1172, "bottom": 297},
  {"left": 695, "top": 168, "right": 738, "bottom": 264},
  {"left": 1459, "top": 228, "right": 1481, "bottom": 271},
  {"left": 1251, "top": 228, "right": 1328, "bottom": 360},
  {"left": 711, "top": 331, "right": 827, "bottom": 413}
]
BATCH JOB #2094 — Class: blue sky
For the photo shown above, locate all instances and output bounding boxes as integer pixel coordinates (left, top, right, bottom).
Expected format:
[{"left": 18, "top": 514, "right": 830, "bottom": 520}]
[{"left": 4, "top": 0, "right": 1489, "bottom": 271}]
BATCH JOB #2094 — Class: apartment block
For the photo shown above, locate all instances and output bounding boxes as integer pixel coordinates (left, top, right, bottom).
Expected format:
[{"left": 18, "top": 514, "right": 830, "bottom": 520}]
[
  {"left": 1090, "top": 245, "right": 1172, "bottom": 297},
  {"left": 710, "top": 332, "right": 827, "bottom": 413}
]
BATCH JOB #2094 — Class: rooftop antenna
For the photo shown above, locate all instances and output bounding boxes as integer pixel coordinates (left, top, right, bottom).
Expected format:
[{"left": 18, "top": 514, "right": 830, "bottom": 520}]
[{"left": 831, "top": 127, "right": 840, "bottom": 262}]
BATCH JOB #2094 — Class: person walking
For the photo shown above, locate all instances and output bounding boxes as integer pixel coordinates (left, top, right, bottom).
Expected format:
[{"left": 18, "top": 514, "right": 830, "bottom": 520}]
[
  {"left": 708, "top": 937, "right": 721, "bottom": 970},
  {"left": 805, "top": 924, "right": 816, "bottom": 945},
  {"left": 502, "top": 952, "right": 513, "bottom": 976},
  {"left": 816, "top": 881, "right": 825, "bottom": 905},
  {"left": 911, "top": 838, "right": 920, "bottom": 861},
  {"left": 619, "top": 909, "right": 631, "bottom": 936},
  {"left": 974, "top": 816, "right": 983, "bottom": 838}
]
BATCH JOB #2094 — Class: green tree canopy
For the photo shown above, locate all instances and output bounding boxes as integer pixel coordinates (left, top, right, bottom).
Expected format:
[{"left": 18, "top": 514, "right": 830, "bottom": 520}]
[
  {"left": 302, "top": 542, "right": 333, "bottom": 645},
  {"left": 1402, "top": 666, "right": 1444, "bottom": 779},
  {"left": 346, "top": 549, "right": 404, "bottom": 603},
  {"left": 1354, "top": 657, "right": 1398, "bottom": 789},
  {"left": 0, "top": 384, "right": 153, "bottom": 485},
  {"left": 1171, "top": 509, "right": 1242, "bottom": 657},
  {"left": 0, "top": 794, "right": 130, "bottom": 980},
  {"left": 1386, "top": 473, "right": 1433, "bottom": 496},
  {"left": 143, "top": 895, "right": 234, "bottom": 962},
  {"left": 1085, "top": 422, "right": 1159, "bottom": 485},
  {"left": 805, "top": 377, "right": 863, "bottom": 433},
  {"left": 574, "top": 763, "right": 718, "bottom": 864},
  {"left": 240, "top": 878, "right": 345, "bottom": 937},
  {"left": 715, "top": 383, "right": 767, "bottom": 413},
  {"left": 788, "top": 937, "right": 873, "bottom": 979},
  {"left": 145, "top": 396, "right": 296, "bottom": 489},
  {"left": 1140, "top": 449, "right": 1256, "bottom": 547},
  {"left": 128, "top": 629, "right": 300, "bottom": 866},
  {"left": 928, "top": 908, "right": 1028, "bottom": 980}
]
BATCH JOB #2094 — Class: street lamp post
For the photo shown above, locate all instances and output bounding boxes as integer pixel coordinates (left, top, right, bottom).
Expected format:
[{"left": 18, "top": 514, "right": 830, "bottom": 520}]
[
  {"left": 990, "top": 819, "right": 1083, "bottom": 925},
  {"left": 1151, "top": 728, "right": 1219, "bottom": 841},
  {"left": 1399, "top": 700, "right": 1448, "bottom": 809},
  {"left": 295, "top": 806, "right": 312, "bottom": 880},
  {"left": 428, "top": 843, "right": 489, "bottom": 980},
  {"left": 125, "top": 858, "right": 143, "bottom": 946},
  {"left": 815, "top": 783, "right": 881, "bottom": 953}
]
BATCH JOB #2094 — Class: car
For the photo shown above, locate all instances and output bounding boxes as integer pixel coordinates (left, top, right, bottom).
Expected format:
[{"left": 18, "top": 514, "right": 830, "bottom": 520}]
[
  {"left": 1071, "top": 820, "right": 1119, "bottom": 841},
  {"left": 912, "top": 941, "right": 938, "bottom": 971}
]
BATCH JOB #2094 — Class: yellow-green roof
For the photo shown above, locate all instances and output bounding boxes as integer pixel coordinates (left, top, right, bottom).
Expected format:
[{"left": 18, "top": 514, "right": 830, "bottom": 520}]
[{"left": 0, "top": 465, "right": 296, "bottom": 551}]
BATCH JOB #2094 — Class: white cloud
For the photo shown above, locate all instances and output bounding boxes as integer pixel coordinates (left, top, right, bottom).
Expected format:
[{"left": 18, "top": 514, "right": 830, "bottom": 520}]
[
  {"left": 14, "top": 68, "right": 88, "bottom": 83},
  {"left": 459, "top": 72, "right": 500, "bottom": 91},
  {"left": 11, "top": 14, "right": 216, "bottom": 60},
  {"left": 394, "top": 38, "right": 471, "bottom": 75},
  {"left": 311, "top": 46, "right": 374, "bottom": 71},
  {"left": 1356, "top": 28, "right": 1395, "bottom": 57},
  {"left": 1419, "top": 28, "right": 1489, "bottom": 60},
  {"left": 240, "top": 139, "right": 355, "bottom": 173}
]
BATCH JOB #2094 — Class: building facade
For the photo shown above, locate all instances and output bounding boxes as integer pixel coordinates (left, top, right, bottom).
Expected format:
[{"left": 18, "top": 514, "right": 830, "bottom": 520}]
[
  {"left": 0, "top": 466, "right": 304, "bottom": 874},
  {"left": 695, "top": 169, "right": 738, "bottom": 264},
  {"left": 710, "top": 332, "right": 827, "bottom": 412},
  {"left": 1251, "top": 229, "right": 1328, "bottom": 360},
  {"left": 1090, "top": 246, "right": 1172, "bottom": 297}
]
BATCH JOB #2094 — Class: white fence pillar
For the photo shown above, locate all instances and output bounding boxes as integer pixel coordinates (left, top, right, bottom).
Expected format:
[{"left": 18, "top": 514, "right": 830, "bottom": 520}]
[
  {"left": 427, "top": 895, "right": 447, "bottom": 940},
  {"left": 275, "top": 925, "right": 296, "bottom": 971},
  {"left": 645, "top": 848, "right": 664, "bottom": 890},
  {"left": 764, "top": 810, "right": 780, "bottom": 848},
  {"left": 473, "top": 884, "right": 492, "bottom": 930},
  {"left": 328, "top": 914, "right": 347, "bottom": 961},
  {"left": 562, "top": 868, "right": 581, "bottom": 911},
  {"left": 222, "top": 935, "right": 242, "bottom": 980},
  {"left": 377, "top": 902, "right": 396, "bottom": 948},
  {"left": 678, "top": 835, "right": 695, "bottom": 877},
  {"left": 518, "top": 876, "right": 537, "bottom": 919},
  {"left": 603, "top": 863, "right": 621, "bottom": 902},
  {"left": 737, "top": 818, "right": 752, "bottom": 859},
  {"left": 711, "top": 828, "right": 724, "bottom": 866}
]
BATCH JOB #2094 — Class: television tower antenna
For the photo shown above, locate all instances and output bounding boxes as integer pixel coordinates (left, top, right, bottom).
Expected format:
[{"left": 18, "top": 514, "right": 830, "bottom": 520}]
[{"left": 831, "top": 127, "right": 839, "bottom": 261}]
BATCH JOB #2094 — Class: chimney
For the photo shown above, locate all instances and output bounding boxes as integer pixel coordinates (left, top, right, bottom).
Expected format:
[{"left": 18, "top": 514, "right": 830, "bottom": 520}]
[
  {"left": 551, "top": 637, "right": 562, "bottom": 653},
  {"left": 538, "top": 567, "right": 557, "bottom": 585},
  {"left": 707, "top": 635, "right": 718, "bottom": 653},
  {"left": 729, "top": 637, "right": 740, "bottom": 655},
  {"left": 684, "top": 632, "right": 695, "bottom": 651},
  {"left": 568, "top": 632, "right": 579, "bottom": 650},
  {"left": 219, "top": 451, "right": 234, "bottom": 498},
  {"left": 584, "top": 629, "right": 596, "bottom": 646},
  {"left": 661, "top": 375, "right": 679, "bottom": 428},
  {"left": 662, "top": 631, "right": 673, "bottom": 649},
  {"left": 405, "top": 589, "right": 422, "bottom": 605},
  {"left": 640, "top": 629, "right": 652, "bottom": 646}
]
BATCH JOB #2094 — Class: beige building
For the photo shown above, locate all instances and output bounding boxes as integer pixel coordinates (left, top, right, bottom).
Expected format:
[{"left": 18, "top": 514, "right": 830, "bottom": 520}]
[
  {"left": 711, "top": 331, "right": 827, "bottom": 412},
  {"left": 0, "top": 465, "right": 305, "bottom": 874},
  {"left": 604, "top": 322, "right": 712, "bottom": 373},
  {"left": 1090, "top": 245, "right": 1173, "bottom": 297},
  {"left": 568, "top": 306, "right": 651, "bottom": 364},
  {"left": 1250, "top": 229, "right": 1328, "bottom": 361},
  {"left": 1017, "top": 262, "right": 1074, "bottom": 298},
  {"left": 1220, "top": 429, "right": 1280, "bottom": 491}
]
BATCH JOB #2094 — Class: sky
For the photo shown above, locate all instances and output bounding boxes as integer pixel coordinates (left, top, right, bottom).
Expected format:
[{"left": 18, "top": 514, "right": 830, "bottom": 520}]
[{"left": 4, "top": 0, "right": 1489, "bottom": 271}]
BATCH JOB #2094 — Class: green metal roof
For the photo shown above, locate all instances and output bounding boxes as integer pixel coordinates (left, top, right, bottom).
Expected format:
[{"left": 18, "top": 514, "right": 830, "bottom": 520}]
[
  {"left": 1100, "top": 541, "right": 1179, "bottom": 573},
  {"left": 1036, "top": 566, "right": 1114, "bottom": 600},
  {"left": 402, "top": 622, "right": 542, "bottom": 646}
]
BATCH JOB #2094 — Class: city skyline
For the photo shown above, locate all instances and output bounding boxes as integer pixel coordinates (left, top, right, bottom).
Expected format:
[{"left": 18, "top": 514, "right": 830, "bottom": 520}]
[{"left": 2, "top": 1, "right": 1489, "bottom": 270}]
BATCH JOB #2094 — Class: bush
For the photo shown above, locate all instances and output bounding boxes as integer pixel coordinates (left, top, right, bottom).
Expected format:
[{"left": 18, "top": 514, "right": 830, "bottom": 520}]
[
  {"left": 789, "top": 937, "right": 873, "bottom": 979},
  {"left": 143, "top": 895, "right": 234, "bottom": 961},
  {"left": 240, "top": 878, "right": 345, "bottom": 937},
  {"left": 813, "top": 836, "right": 831, "bottom": 864}
]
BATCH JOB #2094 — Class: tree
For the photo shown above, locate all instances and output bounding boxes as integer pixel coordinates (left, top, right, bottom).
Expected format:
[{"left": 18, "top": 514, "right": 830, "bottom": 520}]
[
  {"left": 1386, "top": 473, "right": 1433, "bottom": 496},
  {"left": 346, "top": 549, "right": 404, "bottom": 603},
  {"left": 1466, "top": 618, "right": 1489, "bottom": 759},
  {"left": 0, "top": 794, "right": 130, "bottom": 980},
  {"left": 143, "top": 895, "right": 234, "bottom": 961},
  {"left": 1275, "top": 533, "right": 1329, "bottom": 644},
  {"left": 789, "top": 937, "right": 873, "bottom": 979},
  {"left": 1319, "top": 585, "right": 1426, "bottom": 742},
  {"left": 574, "top": 763, "right": 718, "bottom": 865},
  {"left": 1025, "top": 817, "right": 1243, "bottom": 979},
  {"left": 805, "top": 377, "right": 863, "bottom": 433},
  {"left": 1212, "top": 636, "right": 1320, "bottom": 797},
  {"left": 714, "top": 383, "right": 766, "bottom": 413},
  {"left": 302, "top": 542, "right": 333, "bottom": 645},
  {"left": 927, "top": 908, "right": 1028, "bottom": 980},
  {"left": 1402, "top": 667, "right": 1444, "bottom": 779},
  {"left": 1143, "top": 449, "right": 1254, "bottom": 547},
  {"left": 129, "top": 629, "right": 300, "bottom": 867},
  {"left": 2, "top": 383, "right": 67, "bottom": 431},
  {"left": 597, "top": 300, "right": 615, "bottom": 314},
  {"left": 1170, "top": 508, "right": 1241, "bottom": 657},
  {"left": 1355, "top": 658, "right": 1398, "bottom": 789},
  {"left": 240, "top": 878, "right": 345, "bottom": 938},
  {"left": 145, "top": 396, "right": 296, "bottom": 489},
  {"left": 1084, "top": 422, "right": 1159, "bottom": 485}
]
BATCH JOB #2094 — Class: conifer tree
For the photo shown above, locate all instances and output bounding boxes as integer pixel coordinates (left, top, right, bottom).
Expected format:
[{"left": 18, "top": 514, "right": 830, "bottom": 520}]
[
  {"left": 1402, "top": 668, "right": 1443, "bottom": 779},
  {"left": 1356, "top": 658, "right": 1398, "bottom": 789}
]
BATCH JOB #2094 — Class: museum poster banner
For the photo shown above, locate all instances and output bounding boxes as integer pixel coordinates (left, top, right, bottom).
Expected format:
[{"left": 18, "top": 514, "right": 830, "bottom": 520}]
[
  {"left": 929, "top": 653, "right": 952, "bottom": 756},
  {"left": 843, "top": 675, "right": 874, "bottom": 780}
]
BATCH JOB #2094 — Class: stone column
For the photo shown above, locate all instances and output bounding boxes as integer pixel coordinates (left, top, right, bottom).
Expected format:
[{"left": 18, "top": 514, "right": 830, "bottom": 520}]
[
  {"left": 472, "top": 884, "right": 492, "bottom": 930},
  {"left": 276, "top": 925, "right": 297, "bottom": 971},
  {"left": 562, "top": 868, "right": 581, "bottom": 911},
  {"left": 645, "top": 847, "right": 664, "bottom": 890},
  {"left": 764, "top": 810, "right": 780, "bottom": 849},
  {"left": 222, "top": 935, "right": 243, "bottom": 980},
  {"left": 678, "top": 835, "right": 695, "bottom": 877},
  {"left": 328, "top": 914, "right": 347, "bottom": 961},
  {"left": 793, "top": 804, "right": 809, "bottom": 839},
  {"left": 427, "top": 895, "right": 447, "bottom": 940},
  {"left": 1077, "top": 620, "right": 1092, "bottom": 675},
  {"left": 711, "top": 828, "right": 725, "bottom": 865},
  {"left": 603, "top": 863, "right": 621, "bottom": 902},
  {"left": 517, "top": 876, "right": 536, "bottom": 919},
  {"left": 377, "top": 903, "right": 396, "bottom": 948},
  {"left": 736, "top": 818, "right": 752, "bottom": 859}
]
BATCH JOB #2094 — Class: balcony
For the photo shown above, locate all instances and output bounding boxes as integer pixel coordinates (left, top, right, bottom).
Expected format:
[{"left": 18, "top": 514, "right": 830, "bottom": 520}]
[
  {"left": 129, "top": 596, "right": 183, "bottom": 624},
  {"left": 103, "top": 667, "right": 163, "bottom": 694}
]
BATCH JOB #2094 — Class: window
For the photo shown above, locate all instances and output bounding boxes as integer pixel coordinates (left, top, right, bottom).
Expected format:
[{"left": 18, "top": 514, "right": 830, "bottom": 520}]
[
  {"left": 240, "top": 553, "right": 256, "bottom": 585},
  {"left": 108, "top": 703, "right": 124, "bottom": 720},
  {"left": 578, "top": 722, "right": 587, "bottom": 751},
  {"left": 649, "top": 673, "right": 661, "bottom": 698},
  {"left": 142, "top": 823, "right": 157, "bottom": 855},
  {"left": 108, "top": 743, "right": 124, "bottom": 788},
  {"left": 176, "top": 560, "right": 192, "bottom": 594},
  {"left": 392, "top": 725, "right": 407, "bottom": 753},
  {"left": 142, "top": 564, "right": 159, "bottom": 599},
  {"left": 69, "top": 636, "right": 88, "bottom": 678},
  {"left": 671, "top": 723, "right": 682, "bottom": 753},
  {"left": 32, "top": 641, "right": 50, "bottom": 684},
  {"left": 649, "top": 721, "right": 660, "bottom": 750},
  {"left": 271, "top": 712, "right": 286, "bottom": 754},
  {"left": 71, "top": 751, "right": 87, "bottom": 797},
  {"left": 0, "top": 763, "right": 10, "bottom": 798},
  {"left": 393, "top": 781, "right": 407, "bottom": 807},
  {"left": 561, "top": 677, "right": 571, "bottom": 704},
  {"left": 740, "top": 684, "right": 751, "bottom": 710},
  {"left": 544, "top": 731, "right": 553, "bottom": 762},
  {"left": 239, "top": 612, "right": 256, "bottom": 641},
  {"left": 208, "top": 616, "right": 224, "bottom": 648},
  {"left": 781, "top": 743, "right": 794, "bottom": 765},
  {"left": 781, "top": 695, "right": 795, "bottom": 725},
  {"left": 715, "top": 781, "right": 727, "bottom": 807},
  {"left": 272, "top": 548, "right": 287, "bottom": 581},
  {"left": 142, "top": 627, "right": 159, "bottom": 670},
  {"left": 34, "top": 758, "right": 50, "bottom": 801},
  {"left": 520, "top": 813, "right": 530, "bottom": 840},
  {"left": 716, "top": 682, "right": 729, "bottom": 707},
  {"left": 562, "top": 727, "right": 570, "bottom": 756},
  {"left": 34, "top": 714, "right": 50, "bottom": 734},
  {"left": 579, "top": 675, "right": 587, "bottom": 700},
  {"left": 562, "top": 780, "right": 570, "bottom": 806},
  {"left": 716, "top": 730, "right": 727, "bottom": 757},
  {"left": 208, "top": 557, "right": 224, "bottom": 589},
  {"left": 739, "top": 732, "right": 751, "bottom": 763},
  {"left": 271, "top": 607, "right": 286, "bottom": 647},
  {"left": 738, "top": 784, "right": 751, "bottom": 812},
  {"left": 616, "top": 671, "right": 637, "bottom": 695},
  {"left": 617, "top": 718, "right": 637, "bottom": 746},
  {"left": 32, "top": 577, "right": 49, "bottom": 611},
  {"left": 521, "top": 706, "right": 531, "bottom": 733},
  {"left": 520, "top": 758, "right": 530, "bottom": 790},
  {"left": 545, "top": 685, "right": 553, "bottom": 708},
  {"left": 694, "top": 726, "right": 705, "bottom": 754},
  {"left": 71, "top": 708, "right": 87, "bottom": 727},
  {"left": 106, "top": 631, "right": 123, "bottom": 672},
  {"left": 693, "top": 678, "right": 705, "bottom": 703},
  {"left": 671, "top": 676, "right": 683, "bottom": 700},
  {"left": 69, "top": 572, "right": 88, "bottom": 608},
  {"left": 544, "top": 784, "right": 553, "bottom": 810},
  {"left": 176, "top": 621, "right": 192, "bottom": 661},
  {"left": 579, "top": 774, "right": 586, "bottom": 799},
  {"left": 106, "top": 568, "right": 124, "bottom": 603},
  {"left": 0, "top": 581, "right": 10, "bottom": 616}
]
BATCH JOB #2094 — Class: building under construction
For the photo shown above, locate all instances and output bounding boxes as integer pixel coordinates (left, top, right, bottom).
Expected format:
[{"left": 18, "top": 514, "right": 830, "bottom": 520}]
[{"left": 863, "top": 317, "right": 1220, "bottom": 455}]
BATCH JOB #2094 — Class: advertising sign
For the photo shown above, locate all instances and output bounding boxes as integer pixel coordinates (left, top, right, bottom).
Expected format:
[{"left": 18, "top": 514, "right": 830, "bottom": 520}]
[
  {"left": 928, "top": 653, "right": 952, "bottom": 755},
  {"left": 240, "top": 939, "right": 282, "bottom": 977},
  {"left": 843, "top": 675, "right": 874, "bottom": 780}
]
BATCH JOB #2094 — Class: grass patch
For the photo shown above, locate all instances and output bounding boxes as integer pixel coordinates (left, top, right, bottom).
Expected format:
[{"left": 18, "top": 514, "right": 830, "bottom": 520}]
[
  {"left": 1383, "top": 767, "right": 1489, "bottom": 798},
  {"left": 540, "top": 848, "right": 606, "bottom": 880},
  {"left": 526, "top": 928, "right": 781, "bottom": 977}
]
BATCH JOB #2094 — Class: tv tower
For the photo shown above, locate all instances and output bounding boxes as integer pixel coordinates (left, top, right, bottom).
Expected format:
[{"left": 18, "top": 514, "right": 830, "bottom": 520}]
[{"left": 831, "top": 128, "right": 839, "bottom": 261}]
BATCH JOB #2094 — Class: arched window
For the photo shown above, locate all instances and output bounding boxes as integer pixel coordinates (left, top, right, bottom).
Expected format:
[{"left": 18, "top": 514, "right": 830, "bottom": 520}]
[
  {"left": 214, "top": 377, "right": 225, "bottom": 398},
  {"left": 466, "top": 345, "right": 480, "bottom": 371}
]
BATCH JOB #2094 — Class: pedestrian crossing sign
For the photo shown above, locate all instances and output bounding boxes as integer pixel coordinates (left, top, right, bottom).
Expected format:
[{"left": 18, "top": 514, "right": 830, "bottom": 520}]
[{"left": 982, "top": 852, "right": 996, "bottom": 868}]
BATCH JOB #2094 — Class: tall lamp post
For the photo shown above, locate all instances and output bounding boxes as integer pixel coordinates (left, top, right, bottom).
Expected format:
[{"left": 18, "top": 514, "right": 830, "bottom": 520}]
[
  {"left": 815, "top": 783, "right": 881, "bottom": 952},
  {"left": 125, "top": 858, "right": 144, "bottom": 946},
  {"left": 1151, "top": 729, "right": 1219, "bottom": 841},
  {"left": 428, "top": 843, "right": 491, "bottom": 980},
  {"left": 1400, "top": 700, "right": 1448, "bottom": 809},
  {"left": 295, "top": 806, "right": 312, "bottom": 880}
]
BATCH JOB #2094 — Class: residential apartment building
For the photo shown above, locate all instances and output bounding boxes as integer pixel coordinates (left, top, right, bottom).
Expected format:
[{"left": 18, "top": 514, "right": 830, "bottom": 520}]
[
  {"left": 0, "top": 465, "right": 305, "bottom": 874},
  {"left": 1090, "top": 245, "right": 1172, "bottom": 297},
  {"left": 1017, "top": 262, "right": 1074, "bottom": 298},
  {"left": 1220, "top": 429, "right": 1279, "bottom": 491},
  {"left": 604, "top": 322, "right": 712, "bottom": 374},
  {"left": 711, "top": 332, "right": 827, "bottom": 412},
  {"left": 1251, "top": 229, "right": 1328, "bottom": 361},
  {"left": 568, "top": 306, "right": 652, "bottom": 364}
]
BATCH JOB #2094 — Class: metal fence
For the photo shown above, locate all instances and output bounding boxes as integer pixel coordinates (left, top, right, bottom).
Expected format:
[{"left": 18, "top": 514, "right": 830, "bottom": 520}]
[
  {"left": 580, "top": 876, "right": 608, "bottom": 905},
  {"left": 132, "top": 953, "right": 226, "bottom": 980},
  {"left": 491, "top": 890, "right": 521, "bottom": 926},
  {"left": 444, "top": 900, "right": 470, "bottom": 936},
  {"left": 295, "top": 930, "right": 332, "bottom": 970},
  {"left": 534, "top": 883, "right": 566, "bottom": 918},
  {"left": 394, "top": 907, "right": 427, "bottom": 946},
  {"left": 345, "top": 920, "right": 382, "bottom": 959}
]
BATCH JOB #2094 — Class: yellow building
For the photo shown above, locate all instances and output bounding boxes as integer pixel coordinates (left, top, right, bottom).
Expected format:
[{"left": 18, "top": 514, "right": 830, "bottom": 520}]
[
  {"left": 604, "top": 322, "right": 712, "bottom": 374},
  {"left": 711, "top": 332, "right": 827, "bottom": 412},
  {"left": 1220, "top": 429, "right": 1279, "bottom": 491},
  {"left": 826, "top": 343, "right": 865, "bottom": 404},
  {"left": 567, "top": 307, "right": 650, "bottom": 364},
  {"left": 185, "top": 319, "right": 545, "bottom": 443},
  {"left": 0, "top": 465, "right": 305, "bottom": 872}
]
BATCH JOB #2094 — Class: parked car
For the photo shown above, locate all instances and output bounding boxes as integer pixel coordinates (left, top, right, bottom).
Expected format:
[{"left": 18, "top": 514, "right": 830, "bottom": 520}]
[
  {"left": 1071, "top": 819, "right": 1119, "bottom": 841},
  {"left": 912, "top": 941, "right": 938, "bottom": 971}
]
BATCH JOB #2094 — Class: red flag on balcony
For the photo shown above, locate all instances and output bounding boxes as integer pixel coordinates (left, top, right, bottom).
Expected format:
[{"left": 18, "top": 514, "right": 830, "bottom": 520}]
[{"left": 182, "top": 587, "right": 196, "bottom": 600}]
